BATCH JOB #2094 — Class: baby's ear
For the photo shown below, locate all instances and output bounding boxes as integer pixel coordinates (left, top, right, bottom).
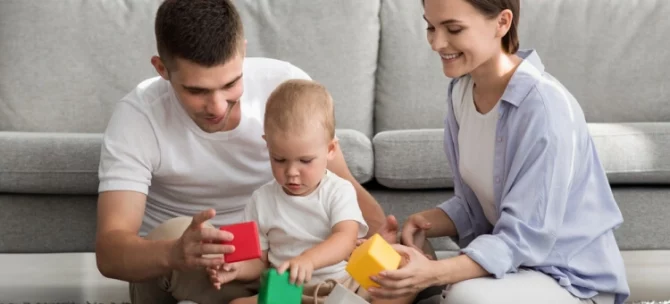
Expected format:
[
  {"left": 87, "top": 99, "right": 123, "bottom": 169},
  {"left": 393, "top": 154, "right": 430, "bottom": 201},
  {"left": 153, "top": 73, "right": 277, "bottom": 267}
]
[{"left": 326, "top": 138, "right": 337, "bottom": 160}]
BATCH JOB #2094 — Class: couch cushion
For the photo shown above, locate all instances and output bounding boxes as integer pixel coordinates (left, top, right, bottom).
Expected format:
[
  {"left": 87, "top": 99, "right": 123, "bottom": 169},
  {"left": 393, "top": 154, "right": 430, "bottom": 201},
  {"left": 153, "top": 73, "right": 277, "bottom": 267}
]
[
  {"left": 0, "top": 0, "right": 159, "bottom": 132},
  {"left": 372, "top": 123, "right": 670, "bottom": 189},
  {"left": 236, "top": 0, "right": 380, "bottom": 137},
  {"left": 0, "top": 129, "right": 373, "bottom": 195},
  {"left": 336, "top": 129, "right": 375, "bottom": 184},
  {"left": 375, "top": 0, "right": 449, "bottom": 133},
  {"left": 518, "top": 0, "right": 670, "bottom": 123},
  {"left": 0, "top": 0, "right": 380, "bottom": 138}
]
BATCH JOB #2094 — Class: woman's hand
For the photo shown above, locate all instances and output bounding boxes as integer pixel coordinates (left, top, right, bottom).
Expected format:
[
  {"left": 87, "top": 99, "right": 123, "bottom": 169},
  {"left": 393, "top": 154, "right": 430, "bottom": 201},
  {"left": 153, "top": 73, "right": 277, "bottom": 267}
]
[
  {"left": 367, "top": 244, "right": 440, "bottom": 299},
  {"left": 401, "top": 213, "right": 432, "bottom": 253}
]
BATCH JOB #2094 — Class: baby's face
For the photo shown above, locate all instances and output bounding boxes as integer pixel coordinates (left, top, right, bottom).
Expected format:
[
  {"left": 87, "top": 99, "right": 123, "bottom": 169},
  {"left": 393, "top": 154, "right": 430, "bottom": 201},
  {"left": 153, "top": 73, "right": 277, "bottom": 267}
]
[{"left": 264, "top": 128, "right": 335, "bottom": 196}]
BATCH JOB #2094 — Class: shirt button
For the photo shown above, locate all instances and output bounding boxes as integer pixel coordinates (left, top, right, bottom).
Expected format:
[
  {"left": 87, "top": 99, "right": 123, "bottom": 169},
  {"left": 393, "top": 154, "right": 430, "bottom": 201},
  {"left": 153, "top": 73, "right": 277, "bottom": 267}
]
[
  {"left": 497, "top": 137, "right": 503, "bottom": 142},
  {"left": 495, "top": 177, "right": 501, "bottom": 183}
]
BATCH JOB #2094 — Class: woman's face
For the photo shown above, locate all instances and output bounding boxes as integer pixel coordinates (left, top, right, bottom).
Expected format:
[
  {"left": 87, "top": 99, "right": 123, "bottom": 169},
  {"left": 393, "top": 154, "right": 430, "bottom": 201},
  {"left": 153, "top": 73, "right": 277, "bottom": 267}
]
[{"left": 423, "top": 0, "right": 505, "bottom": 78}]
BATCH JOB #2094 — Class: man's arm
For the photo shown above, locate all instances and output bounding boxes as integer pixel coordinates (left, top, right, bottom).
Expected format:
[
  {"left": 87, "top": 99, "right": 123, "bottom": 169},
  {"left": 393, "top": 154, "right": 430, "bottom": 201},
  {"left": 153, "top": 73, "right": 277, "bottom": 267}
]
[
  {"left": 326, "top": 142, "right": 385, "bottom": 237},
  {"left": 95, "top": 190, "right": 175, "bottom": 281},
  {"left": 96, "top": 192, "right": 233, "bottom": 282}
]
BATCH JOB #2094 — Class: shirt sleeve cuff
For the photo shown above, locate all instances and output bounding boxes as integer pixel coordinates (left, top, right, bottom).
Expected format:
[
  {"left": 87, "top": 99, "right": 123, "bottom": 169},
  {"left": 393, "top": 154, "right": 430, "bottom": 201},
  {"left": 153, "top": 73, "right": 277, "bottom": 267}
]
[
  {"left": 460, "top": 234, "right": 514, "bottom": 278},
  {"left": 98, "top": 180, "right": 149, "bottom": 195},
  {"left": 259, "top": 237, "right": 269, "bottom": 251},
  {"left": 437, "top": 196, "right": 474, "bottom": 243}
]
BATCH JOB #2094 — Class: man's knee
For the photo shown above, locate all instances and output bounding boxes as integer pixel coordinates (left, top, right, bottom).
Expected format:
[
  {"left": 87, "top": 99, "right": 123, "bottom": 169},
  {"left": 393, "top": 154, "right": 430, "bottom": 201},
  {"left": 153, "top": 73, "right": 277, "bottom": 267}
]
[
  {"left": 129, "top": 277, "right": 177, "bottom": 304},
  {"left": 171, "top": 268, "right": 258, "bottom": 304}
]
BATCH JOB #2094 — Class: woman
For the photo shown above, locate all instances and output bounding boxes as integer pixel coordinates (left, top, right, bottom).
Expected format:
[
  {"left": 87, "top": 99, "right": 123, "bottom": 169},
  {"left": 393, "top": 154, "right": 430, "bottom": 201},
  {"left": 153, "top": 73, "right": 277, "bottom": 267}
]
[{"left": 367, "top": 0, "right": 630, "bottom": 303}]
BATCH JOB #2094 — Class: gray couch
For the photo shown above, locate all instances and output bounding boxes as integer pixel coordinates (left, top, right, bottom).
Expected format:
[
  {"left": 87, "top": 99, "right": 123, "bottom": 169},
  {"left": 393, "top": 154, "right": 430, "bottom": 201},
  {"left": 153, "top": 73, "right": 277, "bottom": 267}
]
[{"left": 1, "top": 0, "right": 668, "bottom": 303}]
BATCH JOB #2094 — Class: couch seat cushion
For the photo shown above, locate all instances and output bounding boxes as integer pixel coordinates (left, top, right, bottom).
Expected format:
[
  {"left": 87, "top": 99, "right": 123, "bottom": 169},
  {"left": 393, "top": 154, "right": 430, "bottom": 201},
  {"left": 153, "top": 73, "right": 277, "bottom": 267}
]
[
  {"left": 372, "top": 123, "right": 670, "bottom": 189},
  {"left": 589, "top": 123, "right": 670, "bottom": 184},
  {"left": 0, "top": 132, "right": 102, "bottom": 195},
  {"left": 373, "top": 129, "right": 451, "bottom": 189}
]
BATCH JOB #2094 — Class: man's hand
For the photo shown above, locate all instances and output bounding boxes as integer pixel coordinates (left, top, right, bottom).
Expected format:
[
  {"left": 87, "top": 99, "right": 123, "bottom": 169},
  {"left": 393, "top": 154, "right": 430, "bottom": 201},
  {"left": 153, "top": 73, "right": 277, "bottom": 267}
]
[
  {"left": 168, "top": 209, "right": 235, "bottom": 271},
  {"left": 277, "top": 255, "right": 314, "bottom": 286},
  {"left": 206, "top": 263, "right": 239, "bottom": 290},
  {"left": 401, "top": 213, "right": 432, "bottom": 253},
  {"left": 356, "top": 215, "right": 400, "bottom": 247}
]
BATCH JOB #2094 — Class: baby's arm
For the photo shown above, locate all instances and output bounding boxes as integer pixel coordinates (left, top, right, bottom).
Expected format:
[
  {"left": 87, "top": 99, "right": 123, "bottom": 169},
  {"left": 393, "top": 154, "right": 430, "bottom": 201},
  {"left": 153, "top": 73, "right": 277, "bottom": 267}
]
[
  {"left": 298, "top": 220, "right": 359, "bottom": 269},
  {"left": 234, "top": 250, "right": 269, "bottom": 281},
  {"left": 208, "top": 250, "right": 268, "bottom": 288},
  {"left": 276, "top": 220, "right": 359, "bottom": 285},
  {"left": 293, "top": 179, "right": 369, "bottom": 268}
]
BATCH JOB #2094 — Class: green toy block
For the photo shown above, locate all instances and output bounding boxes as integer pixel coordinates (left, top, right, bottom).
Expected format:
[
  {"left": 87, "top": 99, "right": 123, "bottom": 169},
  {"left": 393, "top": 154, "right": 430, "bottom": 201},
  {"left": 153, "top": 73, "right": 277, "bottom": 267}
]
[{"left": 258, "top": 268, "right": 303, "bottom": 304}]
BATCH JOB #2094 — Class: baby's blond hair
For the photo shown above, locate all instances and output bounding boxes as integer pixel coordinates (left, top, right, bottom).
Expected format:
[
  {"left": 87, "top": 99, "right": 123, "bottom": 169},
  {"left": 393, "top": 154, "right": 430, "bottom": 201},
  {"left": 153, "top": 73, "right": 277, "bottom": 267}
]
[{"left": 264, "top": 79, "right": 335, "bottom": 140}]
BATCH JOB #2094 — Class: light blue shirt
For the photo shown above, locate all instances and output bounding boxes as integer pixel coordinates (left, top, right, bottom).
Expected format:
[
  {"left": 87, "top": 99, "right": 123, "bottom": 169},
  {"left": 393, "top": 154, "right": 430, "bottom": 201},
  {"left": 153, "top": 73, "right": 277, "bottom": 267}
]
[{"left": 438, "top": 49, "right": 630, "bottom": 304}]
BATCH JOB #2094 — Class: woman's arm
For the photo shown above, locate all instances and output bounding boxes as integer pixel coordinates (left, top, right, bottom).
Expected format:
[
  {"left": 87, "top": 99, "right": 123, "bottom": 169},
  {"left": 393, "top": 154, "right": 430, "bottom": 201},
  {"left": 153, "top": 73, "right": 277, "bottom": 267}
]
[
  {"left": 409, "top": 208, "right": 458, "bottom": 238},
  {"left": 433, "top": 254, "right": 489, "bottom": 285}
]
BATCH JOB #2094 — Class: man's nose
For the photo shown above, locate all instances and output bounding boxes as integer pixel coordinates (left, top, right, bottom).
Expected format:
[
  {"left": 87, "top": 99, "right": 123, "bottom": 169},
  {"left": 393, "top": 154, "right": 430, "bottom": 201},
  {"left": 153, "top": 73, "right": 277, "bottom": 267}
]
[{"left": 206, "top": 93, "right": 231, "bottom": 116}]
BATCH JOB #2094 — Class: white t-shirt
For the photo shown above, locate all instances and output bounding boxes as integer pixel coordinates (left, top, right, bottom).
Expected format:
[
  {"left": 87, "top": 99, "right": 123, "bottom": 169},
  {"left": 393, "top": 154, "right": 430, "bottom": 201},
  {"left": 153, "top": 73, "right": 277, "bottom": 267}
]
[
  {"left": 453, "top": 76, "right": 499, "bottom": 225},
  {"left": 244, "top": 170, "right": 369, "bottom": 283},
  {"left": 98, "top": 57, "right": 312, "bottom": 236}
]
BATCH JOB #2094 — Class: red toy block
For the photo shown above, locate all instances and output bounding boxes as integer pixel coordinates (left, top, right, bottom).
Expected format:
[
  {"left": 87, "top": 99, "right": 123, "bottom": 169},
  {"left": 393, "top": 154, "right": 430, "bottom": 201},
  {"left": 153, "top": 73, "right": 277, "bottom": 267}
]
[{"left": 219, "top": 221, "right": 262, "bottom": 263}]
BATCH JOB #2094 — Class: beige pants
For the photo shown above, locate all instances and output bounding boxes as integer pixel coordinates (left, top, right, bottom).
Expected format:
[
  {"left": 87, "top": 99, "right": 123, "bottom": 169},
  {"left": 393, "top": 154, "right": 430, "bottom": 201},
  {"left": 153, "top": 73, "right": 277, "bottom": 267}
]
[
  {"left": 440, "top": 269, "right": 616, "bottom": 304},
  {"left": 301, "top": 275, "right": 370, "bottom": 304},
  {"left": 129, "top": 216, "right": 259, "bottom": 304}
]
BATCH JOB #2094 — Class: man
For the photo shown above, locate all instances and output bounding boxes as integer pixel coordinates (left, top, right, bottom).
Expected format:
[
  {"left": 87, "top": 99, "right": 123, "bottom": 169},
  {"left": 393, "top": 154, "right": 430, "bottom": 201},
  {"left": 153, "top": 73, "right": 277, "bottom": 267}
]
[{"left": 95, "top": 0, "right": 437, "bottom": 303}]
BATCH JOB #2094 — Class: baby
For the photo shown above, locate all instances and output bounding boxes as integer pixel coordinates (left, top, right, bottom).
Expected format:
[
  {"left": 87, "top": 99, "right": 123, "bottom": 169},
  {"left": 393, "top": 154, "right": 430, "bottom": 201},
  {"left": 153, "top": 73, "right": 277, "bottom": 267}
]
[{"left": 207, "top": 79, "right": 413, "bottom": 304}]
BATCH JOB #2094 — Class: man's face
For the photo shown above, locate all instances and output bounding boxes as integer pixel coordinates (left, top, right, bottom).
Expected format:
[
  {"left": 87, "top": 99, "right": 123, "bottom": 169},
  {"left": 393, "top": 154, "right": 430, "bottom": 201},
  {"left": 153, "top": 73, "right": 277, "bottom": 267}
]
[{"left": 153, "top": 52, "right": 245, "bottom": 133}]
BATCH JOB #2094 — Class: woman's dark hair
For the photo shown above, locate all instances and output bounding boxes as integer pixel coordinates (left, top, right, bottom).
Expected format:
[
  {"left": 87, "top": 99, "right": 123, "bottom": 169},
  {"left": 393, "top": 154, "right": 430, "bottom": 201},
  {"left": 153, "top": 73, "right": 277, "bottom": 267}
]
[{"left": 423, "top": 0, "right": 520, "bottom": 54}]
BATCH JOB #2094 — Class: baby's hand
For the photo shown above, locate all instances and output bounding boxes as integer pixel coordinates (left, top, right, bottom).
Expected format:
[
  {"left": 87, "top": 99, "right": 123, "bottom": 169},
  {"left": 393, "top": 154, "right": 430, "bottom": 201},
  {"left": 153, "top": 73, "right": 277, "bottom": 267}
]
[
  {"left": 277, "top": 256, "right": 314, "bottom": 286},
  {"left": 206, "top": 263, "right": 239, "bottom": 290}
]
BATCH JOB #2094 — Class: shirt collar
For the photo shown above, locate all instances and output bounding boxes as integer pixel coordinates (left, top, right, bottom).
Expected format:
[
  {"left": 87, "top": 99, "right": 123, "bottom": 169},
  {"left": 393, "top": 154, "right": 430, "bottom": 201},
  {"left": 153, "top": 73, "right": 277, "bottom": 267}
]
[{"left": 500, "top": 49, "right": 545, "bottom": 107}]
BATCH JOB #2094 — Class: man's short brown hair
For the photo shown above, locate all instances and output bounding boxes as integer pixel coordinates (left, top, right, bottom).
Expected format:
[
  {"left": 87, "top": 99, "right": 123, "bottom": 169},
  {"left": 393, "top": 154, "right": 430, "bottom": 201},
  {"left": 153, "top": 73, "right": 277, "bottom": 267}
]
[
  {"left": 154, "top": 0, "right": 244, "bottom": 70},
  {"left": 264, "top": 79, "right": 336, "bottom": 140}
]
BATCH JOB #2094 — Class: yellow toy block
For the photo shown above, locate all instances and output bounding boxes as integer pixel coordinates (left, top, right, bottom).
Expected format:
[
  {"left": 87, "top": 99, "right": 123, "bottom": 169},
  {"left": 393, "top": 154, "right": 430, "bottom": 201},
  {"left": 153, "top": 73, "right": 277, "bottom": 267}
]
[{"left": 345, "top": 233, "right": 402, "bottom": 290}]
